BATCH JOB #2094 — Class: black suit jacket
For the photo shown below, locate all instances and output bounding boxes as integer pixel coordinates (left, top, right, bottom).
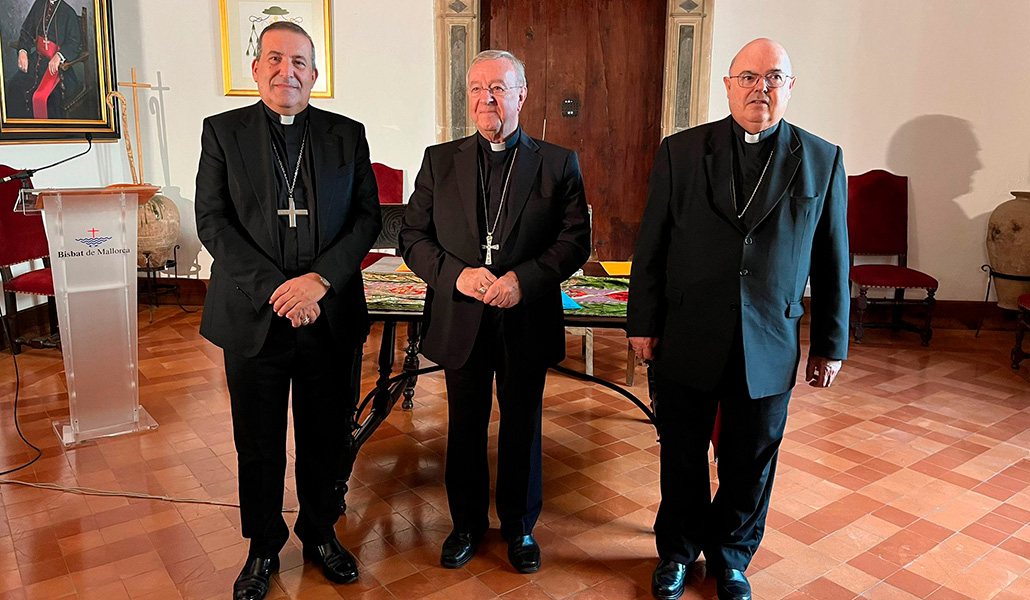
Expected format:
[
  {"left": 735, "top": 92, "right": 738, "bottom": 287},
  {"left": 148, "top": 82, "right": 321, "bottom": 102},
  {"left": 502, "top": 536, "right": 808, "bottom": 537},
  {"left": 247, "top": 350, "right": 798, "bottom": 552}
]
[
  {"left": 627, "top": 117, "right": 849, "bottom": 398},
  {"left": 399, "top": 132, "right": 591, "bottom": 370},
  {"left": 195, "top": 101, "right": 382, "bottom": 357}
]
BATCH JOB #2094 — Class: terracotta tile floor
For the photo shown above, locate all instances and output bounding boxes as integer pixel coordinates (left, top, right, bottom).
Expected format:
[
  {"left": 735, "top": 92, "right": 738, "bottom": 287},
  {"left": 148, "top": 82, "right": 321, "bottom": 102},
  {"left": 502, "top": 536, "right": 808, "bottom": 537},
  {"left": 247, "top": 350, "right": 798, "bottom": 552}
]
[{"left": 0, "top": 306, "right": 1027, "bottom": 599}]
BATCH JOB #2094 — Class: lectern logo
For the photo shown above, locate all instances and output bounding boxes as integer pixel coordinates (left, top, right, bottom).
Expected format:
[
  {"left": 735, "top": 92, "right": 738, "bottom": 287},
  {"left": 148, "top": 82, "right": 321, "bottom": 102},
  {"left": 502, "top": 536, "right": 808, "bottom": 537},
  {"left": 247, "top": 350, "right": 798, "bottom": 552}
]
[{"left": 75, "top": 228, "right": 113, "bottom": 248}]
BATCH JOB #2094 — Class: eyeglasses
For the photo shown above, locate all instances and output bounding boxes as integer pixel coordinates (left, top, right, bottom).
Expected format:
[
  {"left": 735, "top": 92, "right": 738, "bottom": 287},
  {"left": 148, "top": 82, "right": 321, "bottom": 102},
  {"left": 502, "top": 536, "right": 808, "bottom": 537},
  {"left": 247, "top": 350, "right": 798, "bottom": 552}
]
[
  {"left": 467, "top": 84, "right": 523, "bottom": 97},
  {"left": 728, "top": 71, "right": 794, "bottom": 89}
]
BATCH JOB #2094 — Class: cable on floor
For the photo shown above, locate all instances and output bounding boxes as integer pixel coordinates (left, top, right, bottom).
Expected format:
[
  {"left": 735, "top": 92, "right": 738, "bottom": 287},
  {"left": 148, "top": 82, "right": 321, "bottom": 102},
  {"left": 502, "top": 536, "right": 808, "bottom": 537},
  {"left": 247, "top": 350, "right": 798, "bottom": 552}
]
[
  {"left": 0, "top": 478, "right": 298, "bottom": 512},
  {"left": 0, "top": 312, "right": 42, "bottom": 476}
]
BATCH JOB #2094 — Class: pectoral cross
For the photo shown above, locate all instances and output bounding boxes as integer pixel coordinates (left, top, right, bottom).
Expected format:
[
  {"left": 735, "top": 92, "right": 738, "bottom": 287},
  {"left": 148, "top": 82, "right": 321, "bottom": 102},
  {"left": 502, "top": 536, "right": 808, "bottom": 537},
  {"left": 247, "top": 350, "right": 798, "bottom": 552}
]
[
  {"left": 482, "top": 234, "right": 499, "bottom": 266},
  {"left": 277, "top": 197, "right": 308, "bottom": 228},
  {"left": 43, "top": 38, "right": 49, "bottom": 50}
]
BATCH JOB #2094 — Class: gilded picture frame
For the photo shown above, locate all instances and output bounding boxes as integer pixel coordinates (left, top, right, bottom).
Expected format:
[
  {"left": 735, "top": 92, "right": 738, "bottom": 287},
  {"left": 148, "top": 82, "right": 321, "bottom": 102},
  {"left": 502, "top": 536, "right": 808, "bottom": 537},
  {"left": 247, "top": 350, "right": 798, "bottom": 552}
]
[
  {"left": 219, "top": 0, "right": 333, "bottom": 98},
  {"left": 0, "top": 0, "right": 119, "bottom": 144}
]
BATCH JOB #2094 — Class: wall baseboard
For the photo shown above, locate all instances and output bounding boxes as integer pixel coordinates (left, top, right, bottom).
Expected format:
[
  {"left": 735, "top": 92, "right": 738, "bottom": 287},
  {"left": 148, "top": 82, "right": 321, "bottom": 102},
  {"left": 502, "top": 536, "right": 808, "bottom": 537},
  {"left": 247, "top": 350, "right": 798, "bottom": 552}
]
[{"left": 1, "top": 281, "right": 1018, "bottom": 353}]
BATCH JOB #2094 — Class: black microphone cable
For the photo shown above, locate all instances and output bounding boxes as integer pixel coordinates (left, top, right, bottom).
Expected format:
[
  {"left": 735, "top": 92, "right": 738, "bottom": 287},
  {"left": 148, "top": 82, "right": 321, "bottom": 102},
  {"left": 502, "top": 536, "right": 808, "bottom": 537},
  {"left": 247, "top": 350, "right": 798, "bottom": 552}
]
[
  {"left": 0, "top": 312, "right": 42, "bottom": 476},
  {"left": 0, "top": 132, "right": 93, "bottom": 184}
]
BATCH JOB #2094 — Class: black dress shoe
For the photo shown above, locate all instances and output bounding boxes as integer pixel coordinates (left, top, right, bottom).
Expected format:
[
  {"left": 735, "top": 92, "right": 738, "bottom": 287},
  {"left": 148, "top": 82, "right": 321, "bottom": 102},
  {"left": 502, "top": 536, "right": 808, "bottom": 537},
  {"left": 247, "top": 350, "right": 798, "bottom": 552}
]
[
  {"left": 233, "top": 555, "right": 279, "bottom": 600},
  {"left": 716, "top": 568, "right": 752, "bottom": 600},
  {"left": 303, "top": 538, "right": 359, "bottom": 584},
  {"left": 651, "top": 559, "right": 688, "bottom": 600},
  {"left": 440, "top": 530, "right": 482, "bottom": 568},
  {"left": 507, "top": 534, "right": 541, "bottom": 573}
]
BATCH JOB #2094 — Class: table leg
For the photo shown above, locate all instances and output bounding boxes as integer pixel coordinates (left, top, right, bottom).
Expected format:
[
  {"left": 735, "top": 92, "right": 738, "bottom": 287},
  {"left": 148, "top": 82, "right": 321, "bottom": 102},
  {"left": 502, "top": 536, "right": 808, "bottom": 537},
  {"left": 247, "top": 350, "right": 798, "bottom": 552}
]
[
  {"left": 373, "top": 321, "right": 398, "bottom": 417},
  {"left": 336, "top": 345, "right": 364, "bottom": 514},
  {"left": 401, "top": 322, "right": 420, "bottom": 410}
]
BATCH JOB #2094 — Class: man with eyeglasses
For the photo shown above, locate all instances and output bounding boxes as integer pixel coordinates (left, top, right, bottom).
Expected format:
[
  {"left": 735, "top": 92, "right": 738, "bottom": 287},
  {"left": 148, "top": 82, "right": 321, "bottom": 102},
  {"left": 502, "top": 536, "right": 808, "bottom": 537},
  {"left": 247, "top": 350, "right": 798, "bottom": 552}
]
[
  {"left": 400, "top": 49, "right": 590, "bottom": 574},
  {"left": 628, "top": 38, "right": 849, "bottom": 600}
]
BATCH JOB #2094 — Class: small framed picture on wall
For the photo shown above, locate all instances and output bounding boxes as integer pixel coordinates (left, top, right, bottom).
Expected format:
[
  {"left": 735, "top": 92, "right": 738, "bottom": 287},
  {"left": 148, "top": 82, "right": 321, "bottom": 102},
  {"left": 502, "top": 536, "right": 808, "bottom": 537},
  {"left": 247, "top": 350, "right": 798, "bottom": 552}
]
[
  {"left": 0, "top": 0, "right": 119, "bottom": 143},
  {"left": 219, "top": 0, "right": 333, "bottom": 98}
]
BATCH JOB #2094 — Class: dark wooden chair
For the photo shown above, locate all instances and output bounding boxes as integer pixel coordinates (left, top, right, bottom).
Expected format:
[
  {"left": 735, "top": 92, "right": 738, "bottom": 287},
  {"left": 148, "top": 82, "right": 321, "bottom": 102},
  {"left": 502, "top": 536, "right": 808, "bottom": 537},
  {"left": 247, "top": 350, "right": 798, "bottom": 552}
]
[
  {"left": 0, "top": 166, "right": 58, "bottom": 354},
  {"left": 847, "top": 169, "right": 939, "bottom": 346},
  {"left": 363, "top": 162, "right": 404, "bottom": 269},
  {"left": 58, "top": 8, "right": 93, "bottom": 116},
  {"left": 1013, "top": 294, "right": 1030, "bottom": 369}
]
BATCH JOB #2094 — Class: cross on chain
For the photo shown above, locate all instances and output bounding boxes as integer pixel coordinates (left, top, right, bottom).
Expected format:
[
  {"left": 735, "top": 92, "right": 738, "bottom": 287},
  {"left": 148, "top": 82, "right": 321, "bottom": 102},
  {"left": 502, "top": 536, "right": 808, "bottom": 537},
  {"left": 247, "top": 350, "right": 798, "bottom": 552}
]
[
  {"left": 277, "top": 197, "right": 308, "bottom": 228},
  {"left": 482, "top": 234, "right": 499, "bottom": 266}
]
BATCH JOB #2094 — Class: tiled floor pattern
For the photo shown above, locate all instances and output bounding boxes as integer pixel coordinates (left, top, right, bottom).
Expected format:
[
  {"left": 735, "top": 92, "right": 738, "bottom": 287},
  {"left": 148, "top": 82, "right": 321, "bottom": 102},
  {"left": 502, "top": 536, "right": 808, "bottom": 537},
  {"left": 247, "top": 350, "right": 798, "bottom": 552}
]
[{"left": 0, "top": 306, "right": 1027, "bottom": 599}]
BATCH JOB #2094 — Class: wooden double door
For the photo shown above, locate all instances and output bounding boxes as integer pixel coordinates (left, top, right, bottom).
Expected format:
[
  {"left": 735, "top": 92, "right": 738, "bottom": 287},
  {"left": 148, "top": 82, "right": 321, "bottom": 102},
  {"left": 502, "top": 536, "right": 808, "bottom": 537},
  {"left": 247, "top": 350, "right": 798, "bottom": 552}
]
[{"left": 482, "top": 0, "right": 666, "bottom": 261}]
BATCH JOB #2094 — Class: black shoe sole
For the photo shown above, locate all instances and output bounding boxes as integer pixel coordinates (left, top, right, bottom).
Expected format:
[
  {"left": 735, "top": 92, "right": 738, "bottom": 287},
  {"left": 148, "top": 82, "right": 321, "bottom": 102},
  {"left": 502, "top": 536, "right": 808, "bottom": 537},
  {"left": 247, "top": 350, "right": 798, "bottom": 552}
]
[
  {"left": 302, "top": 549, "right": 359, "bottom": 584},
  {"left": 440, "top": 543, "right": 479, "bottom": 569},
  {"left": 321, "top": 568, "right": 359, "bottom": 585},
  {"left": 513, "top": 562, "right": 540, "bottom": 574},
  {"left": 652, "top": 583, "right": 685, "bottom": 600}
]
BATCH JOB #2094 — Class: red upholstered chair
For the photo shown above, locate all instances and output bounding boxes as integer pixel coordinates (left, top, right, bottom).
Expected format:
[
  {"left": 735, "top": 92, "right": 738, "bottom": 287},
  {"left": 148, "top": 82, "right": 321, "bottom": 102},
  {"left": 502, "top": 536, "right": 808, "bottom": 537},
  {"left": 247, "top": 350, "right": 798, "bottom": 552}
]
[
  {"left": 0, "top": 165, "right": 58, "bottom": 354},
  {"left": 1013, "top": 294, "right": 1030, "bottom": 370},
  {"left": 847, "top": 169, "right": 938, "bottom": 346},
  {"left": 372, "top": 163, "right": 403, "bottom": 205},
  {"left": 363, "top": 163, "right": 405, "bottom": 270}
]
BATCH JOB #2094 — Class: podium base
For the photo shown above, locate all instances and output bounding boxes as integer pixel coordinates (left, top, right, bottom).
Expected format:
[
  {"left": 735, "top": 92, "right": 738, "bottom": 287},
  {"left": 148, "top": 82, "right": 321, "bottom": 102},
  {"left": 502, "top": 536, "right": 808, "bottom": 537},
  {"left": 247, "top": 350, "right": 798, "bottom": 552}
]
[{"left": 52, "top": 408, "right": 159, "bottom": 447}]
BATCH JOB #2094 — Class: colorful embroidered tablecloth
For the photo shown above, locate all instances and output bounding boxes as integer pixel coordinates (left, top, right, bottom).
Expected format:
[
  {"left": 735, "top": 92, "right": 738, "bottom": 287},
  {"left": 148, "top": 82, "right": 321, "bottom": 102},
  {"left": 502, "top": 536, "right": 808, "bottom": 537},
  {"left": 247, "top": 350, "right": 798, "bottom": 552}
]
[{"left": 363, "top": 271, "right": 629, "bottom": 318}]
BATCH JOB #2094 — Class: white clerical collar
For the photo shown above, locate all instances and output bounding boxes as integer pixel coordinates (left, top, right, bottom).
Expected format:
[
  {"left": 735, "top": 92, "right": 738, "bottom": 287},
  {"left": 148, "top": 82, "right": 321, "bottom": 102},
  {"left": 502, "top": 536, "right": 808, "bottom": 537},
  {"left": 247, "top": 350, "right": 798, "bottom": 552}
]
[
  {"left": 489, "top": 141, "right": 506, "bottom": 151},
  {"left": 280, "top": 114, "right": 295, "bottom": 125},
  {"left": 743, "top": 131, "right": 762, "bottom": 144}
]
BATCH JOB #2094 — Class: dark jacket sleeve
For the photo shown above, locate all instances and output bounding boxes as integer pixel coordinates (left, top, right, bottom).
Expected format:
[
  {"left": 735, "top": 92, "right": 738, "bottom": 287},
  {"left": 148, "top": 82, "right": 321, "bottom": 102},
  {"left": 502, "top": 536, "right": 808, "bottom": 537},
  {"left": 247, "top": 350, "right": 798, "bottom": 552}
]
[
  {"left": 56, "top": 4, "right": 81, "bottom": 63},
  {"left": 399, "top": 148, "right": 471, "bottom": 295},
  {"left": 17, "top": 2, "right": 39, "bottom": 52},
  {"left": 627, "top": 138, "right": 674, "bottom": 337},
  {"left": 511, "top": 150, "right": 591, "bottom": 303},
  {"left": 194, "top": 117, "right": 287, "bottom": 312},
  {"left": 807, "top": 146, "right": 850, "bottom": 360},
  {"left": 309, "top": 124, "right": 382, "bottom": 293}
]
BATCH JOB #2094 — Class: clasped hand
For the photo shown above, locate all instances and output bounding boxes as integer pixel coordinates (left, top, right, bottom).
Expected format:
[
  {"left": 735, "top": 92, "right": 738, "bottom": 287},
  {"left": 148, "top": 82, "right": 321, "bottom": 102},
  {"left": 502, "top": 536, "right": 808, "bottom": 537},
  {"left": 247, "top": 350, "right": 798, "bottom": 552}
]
[
  {"left": 269, "top": 273, "right": 327, "bottom": 328},
  {"left": 805, "top": 355, "right": 842, "bottom": 388},
  {"left": 629, "top": 336, "right": 659, "bottom": 362},
  {"left": 457, "top": 267, "right": 522, "bottom": 308}
]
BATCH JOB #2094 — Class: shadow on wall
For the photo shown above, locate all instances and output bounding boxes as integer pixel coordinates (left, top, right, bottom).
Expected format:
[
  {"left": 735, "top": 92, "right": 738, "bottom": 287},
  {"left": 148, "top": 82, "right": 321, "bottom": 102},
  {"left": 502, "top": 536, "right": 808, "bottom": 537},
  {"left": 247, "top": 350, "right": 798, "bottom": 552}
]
[
  {"left": 146, "top": 71, "right": 201, "bottom": 276},
  {"left": 885, "top": 115, "right": 986, "bottom": 299}
]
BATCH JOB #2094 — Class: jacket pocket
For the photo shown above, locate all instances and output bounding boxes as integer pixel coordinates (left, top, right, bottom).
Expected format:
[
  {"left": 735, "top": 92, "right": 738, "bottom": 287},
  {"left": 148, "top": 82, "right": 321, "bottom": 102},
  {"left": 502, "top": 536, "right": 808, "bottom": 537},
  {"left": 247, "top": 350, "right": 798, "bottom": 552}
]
[{"left": 666, "top": 285, "right": 683, "bottom": 308}]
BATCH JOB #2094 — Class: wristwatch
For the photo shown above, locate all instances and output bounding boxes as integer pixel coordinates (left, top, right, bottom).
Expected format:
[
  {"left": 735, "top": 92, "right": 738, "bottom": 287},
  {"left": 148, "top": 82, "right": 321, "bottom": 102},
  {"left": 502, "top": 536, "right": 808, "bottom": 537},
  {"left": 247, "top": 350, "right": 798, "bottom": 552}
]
[{"left": 315, "top": 273, "right": 331, "bottom": 290}]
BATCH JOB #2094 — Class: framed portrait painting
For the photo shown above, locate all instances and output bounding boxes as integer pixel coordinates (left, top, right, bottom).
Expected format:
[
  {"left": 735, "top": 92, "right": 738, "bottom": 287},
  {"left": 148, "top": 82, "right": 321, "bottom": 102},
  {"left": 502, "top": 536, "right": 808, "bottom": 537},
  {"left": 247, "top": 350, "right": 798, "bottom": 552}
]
[
  {"left": 0, "top": 0, "right": 119, "bottom": 143},
  {"left": 219, "top": 0, "right": 333, "bottom": 98}
]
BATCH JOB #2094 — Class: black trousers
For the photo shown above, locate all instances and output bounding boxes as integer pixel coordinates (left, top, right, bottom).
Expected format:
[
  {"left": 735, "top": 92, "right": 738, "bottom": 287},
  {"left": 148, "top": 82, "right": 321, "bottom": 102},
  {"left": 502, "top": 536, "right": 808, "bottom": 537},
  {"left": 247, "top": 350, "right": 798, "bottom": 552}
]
[
  {"left": 443, "top": 307, "right": 548, "bottom": 539},
  {"left": 223, "top": 316, "right": 357, "bottom": 557},
  {"left": 654, "top": 328, "right": 791, "bottom": 571}
]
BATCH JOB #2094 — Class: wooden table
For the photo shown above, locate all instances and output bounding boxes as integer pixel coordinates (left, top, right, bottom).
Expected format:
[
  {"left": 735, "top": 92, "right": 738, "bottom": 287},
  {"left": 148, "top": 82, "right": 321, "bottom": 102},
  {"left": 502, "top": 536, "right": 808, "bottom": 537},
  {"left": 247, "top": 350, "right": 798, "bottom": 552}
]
[{"left": 336, "top": 258, "right": 653, "bottom": 511}]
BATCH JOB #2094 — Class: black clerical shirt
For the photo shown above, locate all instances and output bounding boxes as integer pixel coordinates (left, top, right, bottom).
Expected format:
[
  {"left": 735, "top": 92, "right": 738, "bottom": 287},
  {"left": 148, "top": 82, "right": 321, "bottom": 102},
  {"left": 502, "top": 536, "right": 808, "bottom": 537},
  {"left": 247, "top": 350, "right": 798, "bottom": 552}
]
[
  {"left": 475, "top": 128, "right": 520, "bottom": 269},
  {"left": 730, "top": 119, "right": 779, "bottom": 230},
  {"left": 264, "top": 104, "right": 319, "bottom": 276}
]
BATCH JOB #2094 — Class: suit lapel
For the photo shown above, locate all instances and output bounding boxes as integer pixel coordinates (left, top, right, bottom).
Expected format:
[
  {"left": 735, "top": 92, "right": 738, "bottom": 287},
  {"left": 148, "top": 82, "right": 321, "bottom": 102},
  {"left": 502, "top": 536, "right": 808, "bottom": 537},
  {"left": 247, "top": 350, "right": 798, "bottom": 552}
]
[
  {"left": 746, "top": 120, "right": 802, "bottom": 231},
  {"left": 309, "top": 107, "right": 337, "bottom": 251},
  {"left": 235, "top": 102, "right": 280, "bottom": 258},
  {"left": 704, "top": 117, "right": 747, "bottom": 235},
  {"left": 497, "top": 133, "right": 542, "bottom": 248},
  {"left": 454, "top": 135, "right": 481, "bottom": 247}
]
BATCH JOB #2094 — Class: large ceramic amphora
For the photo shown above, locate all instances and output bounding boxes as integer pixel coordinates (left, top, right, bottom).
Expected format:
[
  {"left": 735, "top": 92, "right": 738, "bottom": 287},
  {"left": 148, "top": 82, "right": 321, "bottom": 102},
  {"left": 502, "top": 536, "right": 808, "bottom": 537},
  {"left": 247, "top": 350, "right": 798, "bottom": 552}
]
[
  {"left": 137, "top": 193, "right": 181, "bottom": 268},
  {"left": 986, "top": 191, "right": 1030, "bottom": 310}
]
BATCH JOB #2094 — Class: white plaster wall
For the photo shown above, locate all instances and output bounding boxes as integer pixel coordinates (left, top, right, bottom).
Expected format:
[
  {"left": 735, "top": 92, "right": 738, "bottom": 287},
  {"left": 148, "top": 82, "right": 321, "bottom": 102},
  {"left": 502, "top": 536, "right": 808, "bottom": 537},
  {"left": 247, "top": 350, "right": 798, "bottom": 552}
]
[
  {"left": 3, "top": 1, "right": 1026, "bottom": 303},
  {"left": 707, "top": 0, "right": 1030, "bottom": 301},
  {"left": 0, "top": 0, "right": 436, "bottom": 289}
]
